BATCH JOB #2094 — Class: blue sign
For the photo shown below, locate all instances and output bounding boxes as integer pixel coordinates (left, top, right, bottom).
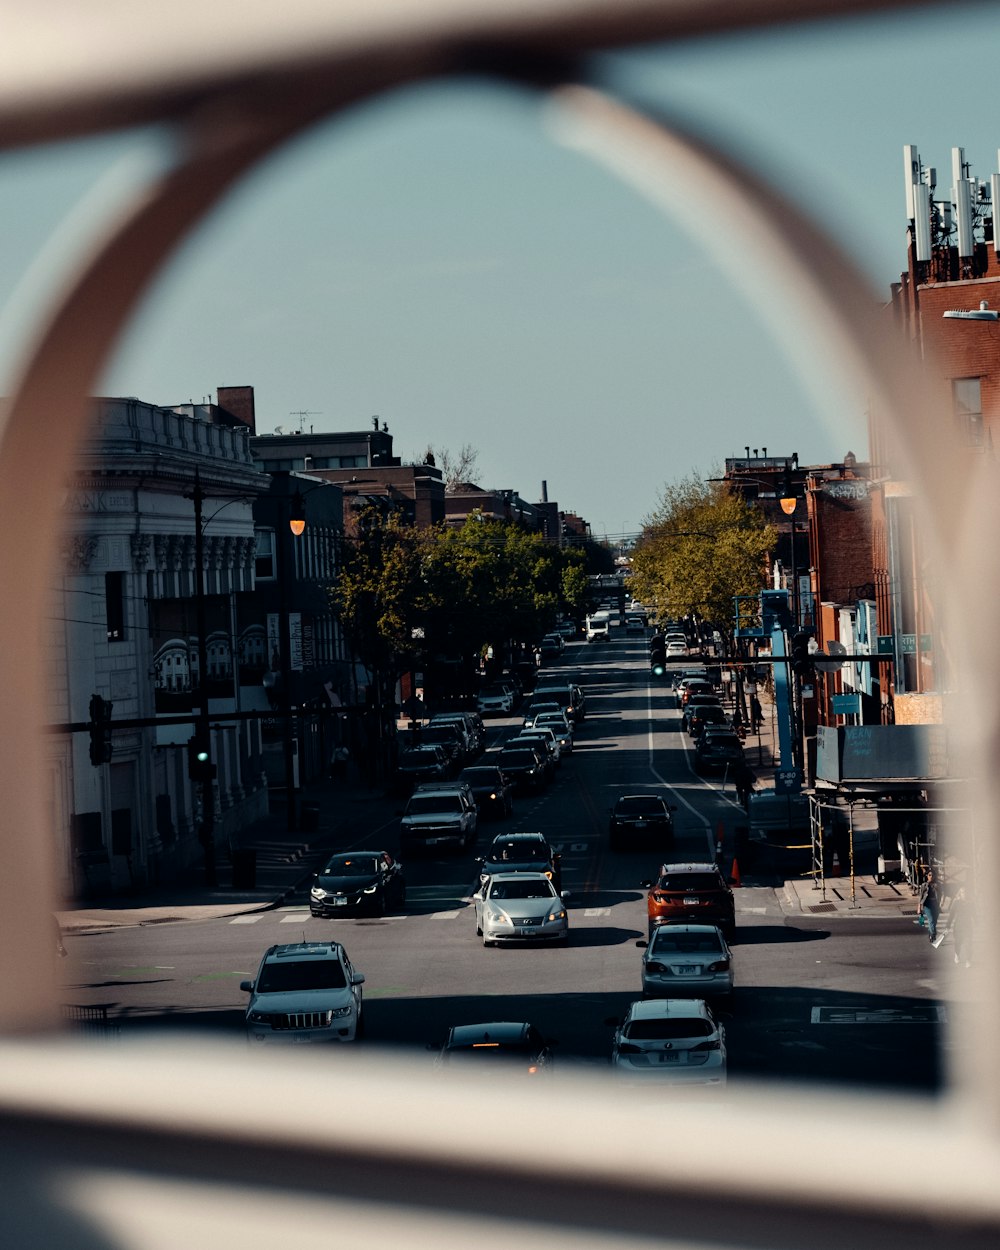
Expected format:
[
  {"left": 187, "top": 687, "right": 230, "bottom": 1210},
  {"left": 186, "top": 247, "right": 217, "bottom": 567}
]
[
  {"left": 832, "top": 693, "right": 861, "bottom": 715},
  {"left": 774, "top": 767, "right": 803, "bottom": 795}
]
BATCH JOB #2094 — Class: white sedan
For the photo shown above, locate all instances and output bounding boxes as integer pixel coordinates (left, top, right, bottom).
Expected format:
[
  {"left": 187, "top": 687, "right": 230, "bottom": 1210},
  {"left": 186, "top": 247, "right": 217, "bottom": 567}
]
[
  {"left": 473, "top": 871, "right": 570, "bottom": 947},
  {"left": 609, "top": 998, "right": 727, "bottom": 1085}
]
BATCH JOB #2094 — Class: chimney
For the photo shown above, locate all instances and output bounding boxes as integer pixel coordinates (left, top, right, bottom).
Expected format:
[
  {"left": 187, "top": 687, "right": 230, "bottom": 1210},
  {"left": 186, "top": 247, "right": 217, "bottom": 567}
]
[
  {"left": 541, "top": 480, "right": 548, "bottom": 503},
  {"left": 216, "top": 386, "right": 256, "bottom": 434}
]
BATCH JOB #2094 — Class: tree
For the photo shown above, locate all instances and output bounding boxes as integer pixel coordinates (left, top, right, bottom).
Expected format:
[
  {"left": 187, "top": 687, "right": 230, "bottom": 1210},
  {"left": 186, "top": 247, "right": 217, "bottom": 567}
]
[
  {"left": 630, "top": 473, "right": 775, "bottom": 641},
  {"left": 423, "top": 443, "right": 481, "bottom": 491}
]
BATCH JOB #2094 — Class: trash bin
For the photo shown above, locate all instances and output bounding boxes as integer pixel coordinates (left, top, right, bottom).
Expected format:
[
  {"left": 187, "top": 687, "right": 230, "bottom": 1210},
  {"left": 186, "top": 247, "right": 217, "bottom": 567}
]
[
  {"left": 300, "top": 802, "right": 320, "bottom": 832},
  {"left": 231, "top": 848, "right": 257, "bottom": 890}
]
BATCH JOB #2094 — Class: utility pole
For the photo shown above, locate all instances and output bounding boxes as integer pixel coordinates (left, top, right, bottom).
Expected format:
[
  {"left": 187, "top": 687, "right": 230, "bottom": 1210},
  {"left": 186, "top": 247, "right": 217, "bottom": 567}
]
[{"left": 191, "top": 471, "right": 218, "bottom": 886}]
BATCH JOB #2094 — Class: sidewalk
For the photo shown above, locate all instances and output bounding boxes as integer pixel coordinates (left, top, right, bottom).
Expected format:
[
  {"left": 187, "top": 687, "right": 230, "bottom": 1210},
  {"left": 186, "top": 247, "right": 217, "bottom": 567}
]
[{"left": 59, "top": 768, "right": 397, "bottom": 935}]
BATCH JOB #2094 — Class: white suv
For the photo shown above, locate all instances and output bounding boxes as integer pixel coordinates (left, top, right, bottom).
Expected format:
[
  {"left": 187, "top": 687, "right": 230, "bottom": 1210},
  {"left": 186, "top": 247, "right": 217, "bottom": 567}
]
[{"left": 240, "top": 941, "right": 365, "bottom": 1045}]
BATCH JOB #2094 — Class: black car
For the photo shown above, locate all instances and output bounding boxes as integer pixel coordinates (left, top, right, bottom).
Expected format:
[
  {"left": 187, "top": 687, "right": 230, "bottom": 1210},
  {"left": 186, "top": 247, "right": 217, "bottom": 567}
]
[
  {"left": 608, "top": 794, "right": 676, "bottom": 851},
  {"left": 309, "top": 851, "right": 406, "bottom": 917},
  {"left": 497, "top": 746, "right": 547, "bottom": 793},
  {"left": 431, "top": 1021, "right": 556, "bottom": 1073},
  {"left": 458, "top": 765, "right": 514, "bottom": 819},
  {"left": 694, "top": 730, "right": 745, "bottom": 774},
  {"left": 688, "top": 703, "right": 730, "bottom": 738},
  {"left": 477, "top": 831, "right": 562, "bottom": 890}
]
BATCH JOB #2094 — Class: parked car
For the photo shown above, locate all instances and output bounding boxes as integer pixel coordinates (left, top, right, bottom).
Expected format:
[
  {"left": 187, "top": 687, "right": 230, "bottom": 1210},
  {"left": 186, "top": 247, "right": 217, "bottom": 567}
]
[
  {"left": 609, "top": 793, "right": 675, "bottom": 850},
  {"left": 636, "top": 923, "right": 734, "bottom": 999},
  {"left": 458, "top": 765, "right": 514, "bottom": 819},
  {"left": 681, "top": 694, "right": 722, "bottom": 732},
  {"left": 309, "top": 851, "right": 405, "bottom": 917},
  {"left": 473, "top": 871, "right": 569, "bottom": 947},
  {"left": 641, "top": 862, "right": 736, "bottom": 938},
  {"left": 431, "top": 711, "right": 485, "bottom": 754},
  {"left": 416, "top": 721, "right": 470, "bottom": 766},
  {"left": 694, "top": 730, "right": 745, "bottom": 774},
  {"left": 431, "top": 1021, "right": 556, "bottom": 1073},
  {"left": 609, "top": 998, "right": 727, "bottom": 1085},
  {"left": 680, "top": 679, "right": 716, "bottom": 707},
  {"left": 400, "top": 787, "right": 478, "bottom": 854},
  {"left": 240, "top": 941, "right": 365, "bottom": 1045}
]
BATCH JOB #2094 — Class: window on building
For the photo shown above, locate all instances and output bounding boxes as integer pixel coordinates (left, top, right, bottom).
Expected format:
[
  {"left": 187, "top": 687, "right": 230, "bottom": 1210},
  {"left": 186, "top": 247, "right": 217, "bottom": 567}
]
[
  {"left": 255, "top": 528, "right": 275, "bottom": 580},
  {"left": 952, "top": 377, "right": 983, "bottom": 446},
  {"left": 105, "top": 571, "right": 125, "bottom": 642}
]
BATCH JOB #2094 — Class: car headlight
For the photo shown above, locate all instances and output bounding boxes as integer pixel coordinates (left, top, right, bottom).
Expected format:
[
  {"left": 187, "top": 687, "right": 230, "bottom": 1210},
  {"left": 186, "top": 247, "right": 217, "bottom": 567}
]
[
  {"left": 310, "top": 887, "right": 326, "bottom": 900},
  {"left": 330, "top": 1005, "right": 354, "bottom": 1019},
  {"left": 487, "top": 910, "right": 513, "bottom": 925},
  {"left": 248, "top": 1010, "right": 270, "bottom": 1023},
  {"left": 547, "top": 909, "right": 566, "bottom": 922},
  {"left": 363, "top": 883, "right": 378, "bottom": 894},
  {"left": 489, "top": 791, "right": 497, "bottom": 800}
]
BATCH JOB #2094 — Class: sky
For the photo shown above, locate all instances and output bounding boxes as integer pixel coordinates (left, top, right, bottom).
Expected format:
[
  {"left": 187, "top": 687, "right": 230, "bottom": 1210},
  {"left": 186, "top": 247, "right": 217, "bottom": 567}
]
[{"left": 1, "top": 3, "right": 998, "bottom": 539}]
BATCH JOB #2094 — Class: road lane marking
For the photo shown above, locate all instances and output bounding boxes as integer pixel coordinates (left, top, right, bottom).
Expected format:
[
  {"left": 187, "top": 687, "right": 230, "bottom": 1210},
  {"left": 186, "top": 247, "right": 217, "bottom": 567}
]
[
  {"left": 583, "top": 907, "right": 611, "bottom": 917},
  {"left": 229, "top": 916, "right": 262, "bottom": 924},
  {"left": 811, "top": 1005, "right": 946, "bottom": 1024}
]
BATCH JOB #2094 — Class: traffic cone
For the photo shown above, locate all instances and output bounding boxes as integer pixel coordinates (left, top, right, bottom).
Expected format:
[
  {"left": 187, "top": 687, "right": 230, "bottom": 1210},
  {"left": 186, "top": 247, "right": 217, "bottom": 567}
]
[{"left": 730, "top": 857, "right": 741, "bottom": 887}]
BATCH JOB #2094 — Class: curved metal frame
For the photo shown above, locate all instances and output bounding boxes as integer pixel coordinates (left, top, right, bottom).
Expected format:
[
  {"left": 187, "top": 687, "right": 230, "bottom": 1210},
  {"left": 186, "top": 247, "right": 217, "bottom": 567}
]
[{"left": 0, "top": 2, "right": 997, "bottom": 1244}]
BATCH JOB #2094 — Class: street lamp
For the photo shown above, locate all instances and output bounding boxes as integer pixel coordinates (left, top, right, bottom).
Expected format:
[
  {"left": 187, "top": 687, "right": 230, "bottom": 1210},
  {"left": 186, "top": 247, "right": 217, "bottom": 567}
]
[{"left": 779, "top": 494, "right": 800, "bottom": 629}]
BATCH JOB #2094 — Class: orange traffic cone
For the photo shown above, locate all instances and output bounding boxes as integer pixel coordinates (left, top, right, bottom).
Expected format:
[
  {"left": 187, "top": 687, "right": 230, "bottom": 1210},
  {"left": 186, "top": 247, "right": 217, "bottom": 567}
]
[{"left": 730, "top": 857, "right": 741, "bottom": 887}]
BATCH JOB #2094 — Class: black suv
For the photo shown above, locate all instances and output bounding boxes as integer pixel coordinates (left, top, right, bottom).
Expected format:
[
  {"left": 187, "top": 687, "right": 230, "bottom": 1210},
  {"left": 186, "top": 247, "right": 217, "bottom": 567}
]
[
  {"left": 477, "top": 832, "right": 562, "bottom": 891},
  {"left": 608, "top": 793, "right": 676, "bottom": 851}
]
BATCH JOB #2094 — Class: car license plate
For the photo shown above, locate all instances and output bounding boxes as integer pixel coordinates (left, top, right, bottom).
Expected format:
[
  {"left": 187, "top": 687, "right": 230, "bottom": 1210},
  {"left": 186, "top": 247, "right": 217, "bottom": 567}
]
[
  {"left": 683, "top": 898, "right": 700, "bottom": 906},
  {"left": 657, "top": 1052, "right": 679, "bottom": 1063},
  {"left": 333, "top": 897, "right": 346, "bottom": 906},
  {"left": 674, "top": 965, "right": 698, "bottom": 974},
  {"left": 635, "top": 819, "right": 646, "bottom": 827}
]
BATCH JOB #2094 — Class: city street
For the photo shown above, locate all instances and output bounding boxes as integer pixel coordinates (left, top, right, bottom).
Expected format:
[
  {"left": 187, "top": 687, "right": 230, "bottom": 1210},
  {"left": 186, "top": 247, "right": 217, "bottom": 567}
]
[{"left": 59, "top": 635, "right": 946, "bottom": 1092}]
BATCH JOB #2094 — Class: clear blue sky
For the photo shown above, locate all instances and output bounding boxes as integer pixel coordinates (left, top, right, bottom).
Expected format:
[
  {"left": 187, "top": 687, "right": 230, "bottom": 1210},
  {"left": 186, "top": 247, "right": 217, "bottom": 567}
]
[{"left": 0, "top": 3, "right": 997, "bottom": 538}]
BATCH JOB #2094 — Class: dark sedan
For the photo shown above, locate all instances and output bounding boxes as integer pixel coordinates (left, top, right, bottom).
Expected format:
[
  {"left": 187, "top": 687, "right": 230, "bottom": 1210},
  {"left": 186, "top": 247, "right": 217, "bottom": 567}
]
[
  {"left": 694, "top": 730, "right": 745, "bottom": 774},
  {"left": 458, "top": 765, "right": 514, "bottom": 819},
  {"left": 309, "top": 851, "right": 406, "bottom": 917},
  {"left": 609, "top": 794, "right": 676, "bottom": 851},
  {"left": 393, "top": 744, "right": 449, "bottom": 793}
]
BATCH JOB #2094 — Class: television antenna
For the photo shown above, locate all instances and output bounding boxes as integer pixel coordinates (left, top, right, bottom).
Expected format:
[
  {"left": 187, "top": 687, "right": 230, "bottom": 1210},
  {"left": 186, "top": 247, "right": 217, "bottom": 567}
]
[{"left": 289, "top": 410, "right": 322, "bottom": 433}]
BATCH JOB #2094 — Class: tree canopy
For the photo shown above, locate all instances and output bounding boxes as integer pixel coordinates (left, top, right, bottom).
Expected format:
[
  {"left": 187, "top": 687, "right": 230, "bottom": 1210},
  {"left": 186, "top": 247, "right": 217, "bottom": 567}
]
[
  {"left": 629, "top": 473, "right": 775, "bottom": 633},
  {"left": 332, "top": 509, "right": 589, "bottom": 681}
]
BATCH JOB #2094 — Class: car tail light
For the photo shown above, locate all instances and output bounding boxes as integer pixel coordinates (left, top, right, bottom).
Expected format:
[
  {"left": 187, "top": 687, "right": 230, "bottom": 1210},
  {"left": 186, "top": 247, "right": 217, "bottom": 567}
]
[
  {"left": 707, "top": 960, "right": 730, "bottom": 972},
  {"left": 692, "top": 1039, "right": 721, "bottom": 1051},
  {"left": 618, "top": 1042, "right": 642, "bottom": 1054},
  {"left": 645, "top": 961, "right": 666, "bottom": 974}
]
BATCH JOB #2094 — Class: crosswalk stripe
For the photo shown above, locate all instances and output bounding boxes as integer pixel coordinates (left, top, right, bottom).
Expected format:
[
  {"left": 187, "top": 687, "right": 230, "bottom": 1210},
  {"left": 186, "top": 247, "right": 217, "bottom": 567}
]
[{"left": 229, "top": 915, "right": 262, "bottom": 924}]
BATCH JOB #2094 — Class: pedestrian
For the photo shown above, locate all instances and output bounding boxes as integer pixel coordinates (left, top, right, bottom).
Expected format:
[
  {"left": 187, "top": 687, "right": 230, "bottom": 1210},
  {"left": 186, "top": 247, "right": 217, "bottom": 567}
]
[
  {"left": 916, "top": 869, "right": 940, "bottom": 943},
  {"left": 749, "top": 694, "right": 763, "bottom": 734},
  {"left": 733, "top": 760, "right": 755, "bottom": 809}
]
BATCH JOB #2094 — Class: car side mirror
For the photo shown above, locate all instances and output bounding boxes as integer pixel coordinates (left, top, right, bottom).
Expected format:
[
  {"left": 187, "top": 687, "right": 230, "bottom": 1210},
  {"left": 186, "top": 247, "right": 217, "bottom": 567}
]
[
  {"left": 560, "top": 890, "right": 571, "bottom": 900},
  {"left": 239, "top": 980, "right": 254, "bottom": 993},
  {"left": 352, "top": 972, "right": 366, "bottom": 986},
  {"left": 635, "top": 939, "right": 648, "bottom": 948}
]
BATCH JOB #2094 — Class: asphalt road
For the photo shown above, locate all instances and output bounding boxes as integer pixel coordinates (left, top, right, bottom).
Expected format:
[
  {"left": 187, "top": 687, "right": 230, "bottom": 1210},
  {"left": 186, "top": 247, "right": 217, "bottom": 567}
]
[{"left": 59, "top": 637, "right": 943, "bottom": 1092}]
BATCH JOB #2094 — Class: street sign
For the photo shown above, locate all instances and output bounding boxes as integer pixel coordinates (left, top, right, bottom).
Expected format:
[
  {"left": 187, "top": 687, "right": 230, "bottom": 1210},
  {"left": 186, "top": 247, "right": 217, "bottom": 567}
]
[{"left": 774, "top": 767, "right": 802, "bottom": 795}]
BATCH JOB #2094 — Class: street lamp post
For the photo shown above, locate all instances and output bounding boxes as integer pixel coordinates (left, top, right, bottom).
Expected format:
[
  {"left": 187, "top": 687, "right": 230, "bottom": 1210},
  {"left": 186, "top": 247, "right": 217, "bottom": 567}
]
[
  {"left": 279, "top": 503, "right": 299, "bottom": 832},
  {"left": 780, "top": 494, "right": 804, "bottom": 774},
  {"left": 191, "top": 471, "right": 217, "bottom": 886}
]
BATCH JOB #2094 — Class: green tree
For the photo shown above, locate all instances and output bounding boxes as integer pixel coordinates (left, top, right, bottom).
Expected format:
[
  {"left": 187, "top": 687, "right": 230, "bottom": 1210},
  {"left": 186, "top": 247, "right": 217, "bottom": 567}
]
[{"left": 630, "top": 473, "right": 775, "bottom": 641}]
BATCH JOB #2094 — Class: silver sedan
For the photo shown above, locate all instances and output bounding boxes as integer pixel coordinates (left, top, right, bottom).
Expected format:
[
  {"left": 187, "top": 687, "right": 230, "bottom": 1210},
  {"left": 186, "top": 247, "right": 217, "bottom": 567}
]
[
  {"left": 473, "top": 872, "right": 570, "bottom": 947},
  {"left": 636, "top": 924, "right": 734, "bottom": 999}
]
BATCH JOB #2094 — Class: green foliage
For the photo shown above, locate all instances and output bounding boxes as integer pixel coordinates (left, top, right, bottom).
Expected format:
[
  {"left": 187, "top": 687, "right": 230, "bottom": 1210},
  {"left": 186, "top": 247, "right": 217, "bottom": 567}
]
[
  {"left": 332, "top": 509, "right": 589, "bottom": 672},
  {"left": 630, "top": 472, "right": 775, "bottom": 631}
]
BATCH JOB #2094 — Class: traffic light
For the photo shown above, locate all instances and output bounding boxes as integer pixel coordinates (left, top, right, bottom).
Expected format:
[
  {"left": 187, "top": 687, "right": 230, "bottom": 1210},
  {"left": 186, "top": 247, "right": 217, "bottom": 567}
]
[
  {"left": 790, "top": 630, "right": 814, "bottom": 678},
  {"left": 88, "top": 694, "right": 113, "bottom": 766},
  {"left": 649, "top": 634, "right": 666, "bottom": 678},
  {"left": 187, "top": 730, "right": 217, "bottom": 783}
]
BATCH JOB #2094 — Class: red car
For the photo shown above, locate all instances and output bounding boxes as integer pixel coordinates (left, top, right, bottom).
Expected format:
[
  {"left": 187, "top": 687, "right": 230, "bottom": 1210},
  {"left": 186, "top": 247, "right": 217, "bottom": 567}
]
[{"left": 641, "top": 862, "right": 735, "bottom": 939}]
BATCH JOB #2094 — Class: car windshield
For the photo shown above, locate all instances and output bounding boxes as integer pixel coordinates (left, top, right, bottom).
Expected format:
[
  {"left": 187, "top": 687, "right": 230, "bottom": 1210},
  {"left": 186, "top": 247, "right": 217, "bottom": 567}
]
[
  {"left": 617, "top": 797, "right": 664, "bottom": 816},
  {"left": 322, "top": 856, "right": 378, "bottom": 876},
  {"left": 421, "top": 727, "right": 459, "bottom": 743},
  {"left": 257, "top": 959, "right": 347, "bottom": 993},
  {"left": 406, "top": 796, "right": 463, "bottom": 815},
  {"left": 656, "top": 873, "right": 723, "bottom": 892},
  {"left": 650, "top": 933, "right": 724, "bottom": 955},
  {"left": 625, "top": 1018, "right": 714, "bottom": 1040},
  {"left": 489, "top": 842, "right": 548, "bottom": 863},
  {"left": 488, "top": 879, "right": 555, "bottom": 899},
  {"left": 401, "top": 748, "right": 439, "bottom": 764},
  {"left": 499, "top": 751, "right": 536, "bottom": 765}
]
